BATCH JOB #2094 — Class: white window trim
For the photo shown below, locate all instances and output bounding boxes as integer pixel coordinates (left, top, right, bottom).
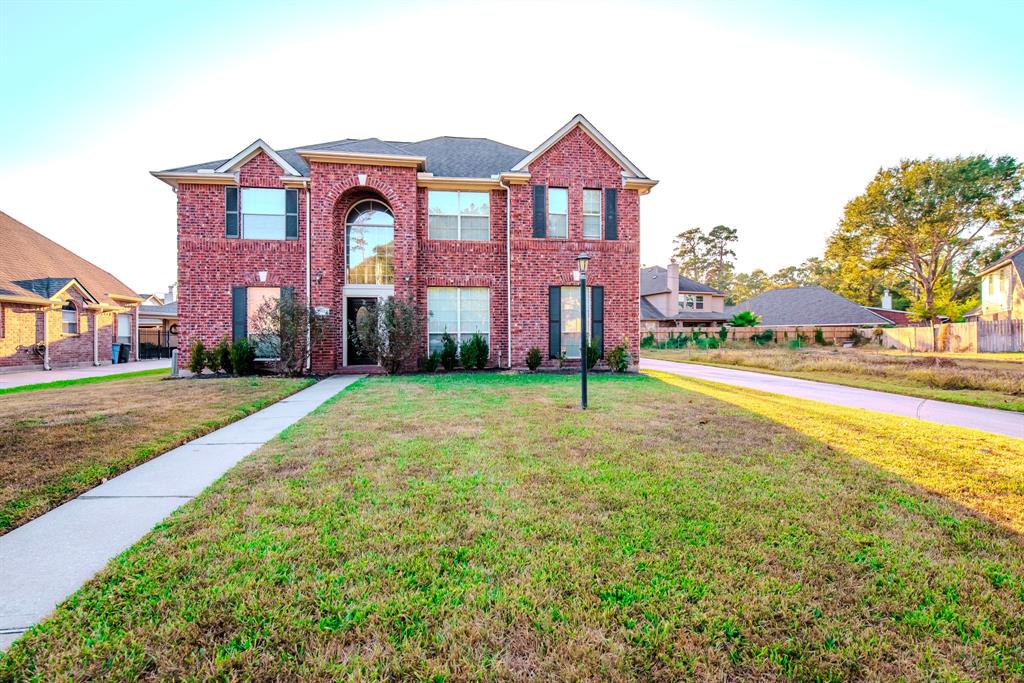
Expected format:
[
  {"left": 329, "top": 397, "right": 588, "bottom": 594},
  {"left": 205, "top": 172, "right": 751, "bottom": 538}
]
[
  {"left": 427, "top": 191, "right": 490, "bottom": 241},
  {"left": 345, "top": 199, "right": 396, "bottom": 286},
  {"left": 427, "top": 287, "right": 491, "bottom": 352},
  {"left": 547, "top": 187, "right": 568, "bottom": 239},
  {"left": 61, "top": 301, "right": 79, "bottom": 335},
  {"left": 247, "top": 286, "right": 282, "bottom": 360},
  {"left": 582, "top": 188, "right": 602, "bottom": 240}
]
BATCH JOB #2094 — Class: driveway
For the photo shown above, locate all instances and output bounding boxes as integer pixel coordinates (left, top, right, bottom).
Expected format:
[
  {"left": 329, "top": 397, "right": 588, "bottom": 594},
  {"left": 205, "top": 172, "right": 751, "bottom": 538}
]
[
  {"left": 0, "top": 359, "right": 171, "bottom": 390},
  {"left": 641, "top": 357, "right": 1024, "bottom": 439}
]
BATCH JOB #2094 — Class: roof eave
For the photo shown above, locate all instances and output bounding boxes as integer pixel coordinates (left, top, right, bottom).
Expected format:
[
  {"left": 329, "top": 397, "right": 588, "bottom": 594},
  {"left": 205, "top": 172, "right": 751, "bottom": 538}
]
[
  {"left": 296, "top": 149, "right": 426, "bottom": 169},
  {"left": 151, "top": 170, "right": 238, "bottom": 188}
]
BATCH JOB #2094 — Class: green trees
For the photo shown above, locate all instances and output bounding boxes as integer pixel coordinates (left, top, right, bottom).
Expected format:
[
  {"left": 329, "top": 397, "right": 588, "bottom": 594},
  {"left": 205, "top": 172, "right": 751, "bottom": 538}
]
[
  {"left": 826, "top": 155, "right": 1022, "bottom": 320},
  {"left": 671, "top": 224, "right": 738, "bottom": 291},
  {"left": 729, "top": 311, "right": 761, "bottom": 327}
]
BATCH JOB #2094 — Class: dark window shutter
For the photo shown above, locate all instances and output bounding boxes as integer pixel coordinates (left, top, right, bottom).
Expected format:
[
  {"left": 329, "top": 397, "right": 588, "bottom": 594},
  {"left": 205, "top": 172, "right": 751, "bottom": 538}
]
[
  {"left": 548, "top": 285, "right": 561, "bottom": 358},
  {"left": 604, "top": 188, "right": 618, "bottom": 240},
  {"left": 232, "top": 287, "right": 247, "bottom": 343},
  {"left": 280, "top": 286, "right": 294, "bottom": 305},
  {"left": 532, "top": 185, "right": 546, "bottom": 238},
  {"left": 591, "top": 286, "right": 604, "bottom": 357},
  {"left": 225, "top": 187, "right": 239, "bottom": 238},
  {"left": 285, "top": 189, "right": 298, "bottom": 240}
]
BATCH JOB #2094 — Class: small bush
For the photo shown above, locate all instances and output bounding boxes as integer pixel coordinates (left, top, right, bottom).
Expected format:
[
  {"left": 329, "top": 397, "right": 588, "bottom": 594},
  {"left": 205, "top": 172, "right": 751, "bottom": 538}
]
[
  {"left": 718, "top": 325, "right": 729, "bottom": 342},
  {"left": 751, "top": 329, "right": 775, "bottom": 345},
  {"left": 423, "top": 351, "right": 440, "bottom": 373},
  {"left": 814, "top": 328, "right": 826, "bottom": 345},
  {"left": 586, "top": 338, "right": 600, "bottom": 370},
  {"left": 788, "top": 338, "right": 804, "bottom": 349},
  {"left": 187, "top": 339, "right": 206, "bottom": 375},
  {"left": 214, "top": 338, "right": 233, "bottom": 374},
  {"left": 640, "top": 332, "right": 656, "bottom": 348},
  {"left": 607, "top": 338, "right": 631, "bottom": 372},
  {"left": 459, "top": 333, "right": 489, "bottom": 370},
  {"left": 526, "top": 347, "right": 543, "bottom": 371},
  {"left": 205, "top": 344, "right": 222, "bottom": 374},
  {"left": 696, "top": 336, "right": 720, "bottom": 350},
  {"left": 229, "top": 338, "right": 256, "bottom": 376},
  {"left": 440, "top": 332, "right": 458, "bottom": 371}
]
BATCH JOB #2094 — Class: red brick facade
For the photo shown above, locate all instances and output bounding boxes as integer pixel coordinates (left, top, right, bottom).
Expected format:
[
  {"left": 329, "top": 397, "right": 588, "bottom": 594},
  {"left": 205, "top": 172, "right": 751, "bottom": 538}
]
[{"left": 171, "top": 120, "right": 650, "bottom": 372}]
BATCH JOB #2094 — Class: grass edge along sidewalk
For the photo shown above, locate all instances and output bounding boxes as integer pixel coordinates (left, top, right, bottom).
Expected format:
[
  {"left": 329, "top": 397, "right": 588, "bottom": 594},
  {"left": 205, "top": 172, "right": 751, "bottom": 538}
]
[
  {"left": 2, "top": 372, "right": 1021, "bottom": 680},
  {"left": 0, "top": 368, "right": 170, "bottom": 396},
  {"left": 642, "top": 347, "right": 1024, "bottom": 413},
  {"left": 0, "top": 374, "right": 313, "bottom": 533}
]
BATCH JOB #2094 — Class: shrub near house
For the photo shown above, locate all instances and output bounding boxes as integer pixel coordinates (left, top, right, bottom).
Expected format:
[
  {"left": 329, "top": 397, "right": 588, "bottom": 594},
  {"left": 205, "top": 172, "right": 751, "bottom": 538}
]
[{"left": 153, "top": 115, "right": 657, "bottom": 373}]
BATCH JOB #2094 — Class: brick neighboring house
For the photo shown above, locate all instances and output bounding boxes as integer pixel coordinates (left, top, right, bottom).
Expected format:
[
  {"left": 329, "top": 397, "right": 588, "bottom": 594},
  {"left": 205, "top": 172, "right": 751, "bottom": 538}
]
[
  {"left": 0, "top": 211, "right": 143, "bottom": 372},
  {"left": 640, "top": 264, "right": 729, "bottom": 329},
  {"left": 153, "top": 115, "right": 657, "bottom": 372}
]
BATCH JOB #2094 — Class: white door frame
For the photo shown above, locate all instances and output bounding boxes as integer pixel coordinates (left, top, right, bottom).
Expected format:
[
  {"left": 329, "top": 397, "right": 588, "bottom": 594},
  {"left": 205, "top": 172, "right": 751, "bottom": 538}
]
[{"left": 342, "top": 285, "right": 394, "bottom": 366}]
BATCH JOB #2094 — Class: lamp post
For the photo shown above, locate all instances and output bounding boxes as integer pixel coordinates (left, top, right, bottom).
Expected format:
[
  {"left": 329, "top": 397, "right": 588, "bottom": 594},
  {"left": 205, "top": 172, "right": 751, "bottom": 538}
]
[{"left": 577, "top": 251, "right": 591, "bottom": 410}]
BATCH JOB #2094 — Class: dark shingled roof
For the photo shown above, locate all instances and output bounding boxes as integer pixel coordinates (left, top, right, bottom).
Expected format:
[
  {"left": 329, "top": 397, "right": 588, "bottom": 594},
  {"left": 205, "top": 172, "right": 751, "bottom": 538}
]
[
  {"left": 640, "top": 298, "right": 665, "bottom": 320},
  {"left": 140, "top": 301, "right": 177, "bottom": 316},
  {"left": 163, "top": 136, "right": 530, "bottom": 180},
  {"left": 726, "top": 286, "right": 890, "bottom": 326},
  {"left": 640, "top": 266, "right": 724, "bottom": 296},
  {"left": 12, "top": 277, "right": 75, "bottom": 299}
]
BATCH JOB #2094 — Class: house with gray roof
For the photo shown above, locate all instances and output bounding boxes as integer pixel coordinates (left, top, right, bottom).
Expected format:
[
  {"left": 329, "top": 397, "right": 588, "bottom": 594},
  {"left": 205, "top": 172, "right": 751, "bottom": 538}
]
[
  {"left": 153, "top": 114, "right": 658, "bottom": 372},
  {"left": 726, "top": 286, "right": 890, "bottom": 327},
  {"left": 976, "top": 244, "right": 1024, "bottom": 321},
  {"left": 640, "top": 264, "right": 730, "bottom": 328}
]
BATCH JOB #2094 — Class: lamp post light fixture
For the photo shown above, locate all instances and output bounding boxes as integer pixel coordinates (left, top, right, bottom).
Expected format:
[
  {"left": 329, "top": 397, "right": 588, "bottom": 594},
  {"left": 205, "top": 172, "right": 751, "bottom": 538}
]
[{"left": 577, "top": 251, "right": 591, "bottom": 410}]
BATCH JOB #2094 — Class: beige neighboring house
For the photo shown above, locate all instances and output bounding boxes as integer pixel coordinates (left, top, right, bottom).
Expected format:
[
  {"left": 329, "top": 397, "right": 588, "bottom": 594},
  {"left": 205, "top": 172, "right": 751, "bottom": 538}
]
[
  {"left": 976, "top": 245, "right": 1024, "bottom": 321},
  {"left": 138, "top": 282, "right": 179, "bottom": 358},
  {"left": 640, "top": 264, "right": 729, "bottom": 328}
]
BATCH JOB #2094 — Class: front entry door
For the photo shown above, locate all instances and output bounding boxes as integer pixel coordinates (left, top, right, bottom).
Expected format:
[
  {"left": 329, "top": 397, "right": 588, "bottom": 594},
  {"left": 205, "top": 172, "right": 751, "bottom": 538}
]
[{"left": 346, "top": 297, "right": 378, "bottom": 365}]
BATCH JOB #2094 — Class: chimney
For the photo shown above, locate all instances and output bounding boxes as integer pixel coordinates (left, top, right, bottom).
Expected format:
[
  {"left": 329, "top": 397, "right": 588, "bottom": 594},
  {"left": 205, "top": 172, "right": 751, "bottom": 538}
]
[
  {"left": 667, "top": 263, "right": 680, "bottom": 315},
  {"left": 881, "top": 289, "right": 892, "bottom": 309}
]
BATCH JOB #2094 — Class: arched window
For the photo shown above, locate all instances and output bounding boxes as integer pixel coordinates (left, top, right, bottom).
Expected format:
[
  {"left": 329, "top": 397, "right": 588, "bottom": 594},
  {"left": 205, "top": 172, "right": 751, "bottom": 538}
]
[
  {"left": 61, "top": 300, "right": 78, "bottom": 335},
  {"left": 346, "top": 200, "right": 394, "bottom": 285}
]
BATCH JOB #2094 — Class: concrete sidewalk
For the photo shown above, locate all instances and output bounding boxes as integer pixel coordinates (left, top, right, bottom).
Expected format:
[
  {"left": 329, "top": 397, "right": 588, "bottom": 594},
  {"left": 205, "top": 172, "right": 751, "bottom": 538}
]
[
  {"left": 0, "top": 359, "right": 171, "bottom": 390},
  {"left": 0, "top": 374, "right": 362, "bottom": 650},
  {"left": 641, "top": 357, "right": 1024, "bottom": 439}
]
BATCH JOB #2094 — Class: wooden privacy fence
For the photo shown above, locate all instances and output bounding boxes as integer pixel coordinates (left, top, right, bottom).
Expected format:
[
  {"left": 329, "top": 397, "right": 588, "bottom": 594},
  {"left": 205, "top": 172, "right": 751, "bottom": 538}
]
[{"left": 879, "top": 320, "right": 1024, "bottom": 353}]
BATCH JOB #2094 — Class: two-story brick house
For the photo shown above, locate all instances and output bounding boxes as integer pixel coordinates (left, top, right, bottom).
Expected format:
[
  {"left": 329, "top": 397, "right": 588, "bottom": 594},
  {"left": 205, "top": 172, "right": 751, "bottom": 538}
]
[{"left": 153, "top": 115, "right": 656, "bottom": 373}]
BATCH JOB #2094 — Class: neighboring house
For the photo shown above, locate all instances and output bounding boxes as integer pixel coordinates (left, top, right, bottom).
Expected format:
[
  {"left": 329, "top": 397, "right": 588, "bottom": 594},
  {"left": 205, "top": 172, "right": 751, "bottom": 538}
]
[
  {"left": 0, "top": 211, "right": 143, "bottom": 371},
  {"left": 727, "top": 286, "right": 890, "bottom": 327},
  {"left": 139, "top": 293, "right": 164, "bottom": 306},
  {"left": 640, "top": 264, "right": 729, "bottom": 328},
  {"left": 153, "top": 114, "right": 657, "bottom": 371},
  {"left": 138, "top": 301, "right": 178, "bottom": 358},
  {"left": 977, "top": 244, "right": 1024, "bottom": 321}
]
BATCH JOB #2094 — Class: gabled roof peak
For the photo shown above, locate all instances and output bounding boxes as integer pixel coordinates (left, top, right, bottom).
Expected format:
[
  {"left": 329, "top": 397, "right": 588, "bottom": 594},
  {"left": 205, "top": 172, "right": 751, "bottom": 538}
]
[
  {"left": 511, "top": 114, "right": 649, "bottom": 179},
  {"left": 215, "top": 138, "right": 302, "bottom": 177}
]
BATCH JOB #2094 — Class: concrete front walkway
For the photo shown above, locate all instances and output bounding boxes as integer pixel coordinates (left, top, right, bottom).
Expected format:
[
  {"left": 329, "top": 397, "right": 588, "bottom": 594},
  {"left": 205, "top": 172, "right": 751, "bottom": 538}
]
[
  {"left": 641, "top": 357, "right": 1024, "bottom": 439},
  {"left": 0, "top": 374, "right": 362, "bottom": 650},
  {"left": 0, "top": 359, "right": 171, "bottom": 390}
]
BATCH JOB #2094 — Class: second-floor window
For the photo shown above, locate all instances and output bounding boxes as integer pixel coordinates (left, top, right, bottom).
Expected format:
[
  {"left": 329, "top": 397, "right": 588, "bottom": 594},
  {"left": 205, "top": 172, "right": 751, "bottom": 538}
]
[
  {"left": 681, "top": 295, "right": 705, "bottom": 310},
  {"left": 547, "top": 188, "right": 568, "bottom": 239},
  {"left": 428, "top": 191, "right": 490, "bottom": 241},
  {"left": 582, "top": 189, "right": 602, "bottom": 239},
  {"left": 226, "top": 187, "right": 298, "bottom": 240}
]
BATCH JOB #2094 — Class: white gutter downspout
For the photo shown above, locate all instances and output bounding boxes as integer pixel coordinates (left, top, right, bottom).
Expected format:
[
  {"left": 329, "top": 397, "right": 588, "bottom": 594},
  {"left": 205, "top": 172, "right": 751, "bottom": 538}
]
[
  {"left": 134, "top": 307, "right": 140, "bottom": 361},
  {"left": 42, "top": 307, "right": 51, "bottom": 370},
  {"left": 499, "top": 178, "right": 512, "bottom": 368},
  {"left": 305, "top": 181, "right": 312, "bottom": 373},
  {"left": 93, "top": 311, "right": 100, "bottom": 366}
]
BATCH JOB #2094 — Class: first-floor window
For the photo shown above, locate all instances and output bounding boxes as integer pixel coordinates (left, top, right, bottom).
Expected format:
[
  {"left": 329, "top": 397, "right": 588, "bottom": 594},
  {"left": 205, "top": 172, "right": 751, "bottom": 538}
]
[
  {"left": 61, "top": 301, "right": 78, "bottom": 335},
  {"left": 116, "top": 312, "right": 131, "bottom": 343},
  {"left": 247, "top": 286, "right": 281, "bottom": 358},
  {"left": 427, "top": 287, "right": 490, "bottom": 353},
  {"left": 560, "top": 286, "right": 592, "bottom": 359}
]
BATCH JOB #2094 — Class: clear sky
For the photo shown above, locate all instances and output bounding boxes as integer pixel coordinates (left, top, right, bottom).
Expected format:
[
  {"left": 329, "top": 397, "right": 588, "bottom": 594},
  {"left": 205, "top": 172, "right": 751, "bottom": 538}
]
[{"left": 1, "top": 0, "right": 1021, "bottom": 293}]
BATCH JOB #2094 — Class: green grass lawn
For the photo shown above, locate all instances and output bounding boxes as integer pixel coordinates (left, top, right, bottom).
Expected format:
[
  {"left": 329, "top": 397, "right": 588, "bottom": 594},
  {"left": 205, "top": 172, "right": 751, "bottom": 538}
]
[
  {"left": 0, "top": 373, "right": 312, "bottom": 532},
  {"left": 643, "top": 346, "right": 1024, "bottom": 412},
  {"left": 0, "top": 367, "right": 170, "bottom": 395},
  {"left": 2, "top": 373, "right": 1022, "bottom": 680}
]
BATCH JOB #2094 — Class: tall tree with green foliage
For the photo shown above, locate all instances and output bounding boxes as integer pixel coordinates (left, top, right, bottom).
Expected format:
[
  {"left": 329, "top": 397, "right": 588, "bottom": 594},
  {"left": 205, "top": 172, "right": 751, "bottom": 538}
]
[
  {"left": 671, "top": 227, "right": 709, "bottom": 281},
  {"left": 826, "top": 155, "right": 1023, "bottom": 320},
  {"left": 703, "top": 225, "right": 738, "bottom": 291}
]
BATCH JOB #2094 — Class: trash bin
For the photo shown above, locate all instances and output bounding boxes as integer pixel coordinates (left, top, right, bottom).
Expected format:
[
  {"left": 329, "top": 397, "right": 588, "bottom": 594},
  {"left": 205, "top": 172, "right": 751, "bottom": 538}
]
[
  {"left": 119, "top": 344, "right": 130, "bottom": 364},
  {"left": 111, "top": 343, "right": 121, "bottom": 364}
]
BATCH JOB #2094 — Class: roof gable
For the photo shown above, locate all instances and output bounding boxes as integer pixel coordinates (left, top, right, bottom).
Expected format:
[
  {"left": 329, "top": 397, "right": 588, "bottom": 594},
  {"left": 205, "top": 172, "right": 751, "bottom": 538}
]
[
  {"left": 511, "top": 114, "right": 648, "bottom": 179},
  {"left": 215, "top": 139, "right": 302, "bottom": 177},
  {"left": 980, "top": 243, "right": 1024, "bottom": 279}
]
